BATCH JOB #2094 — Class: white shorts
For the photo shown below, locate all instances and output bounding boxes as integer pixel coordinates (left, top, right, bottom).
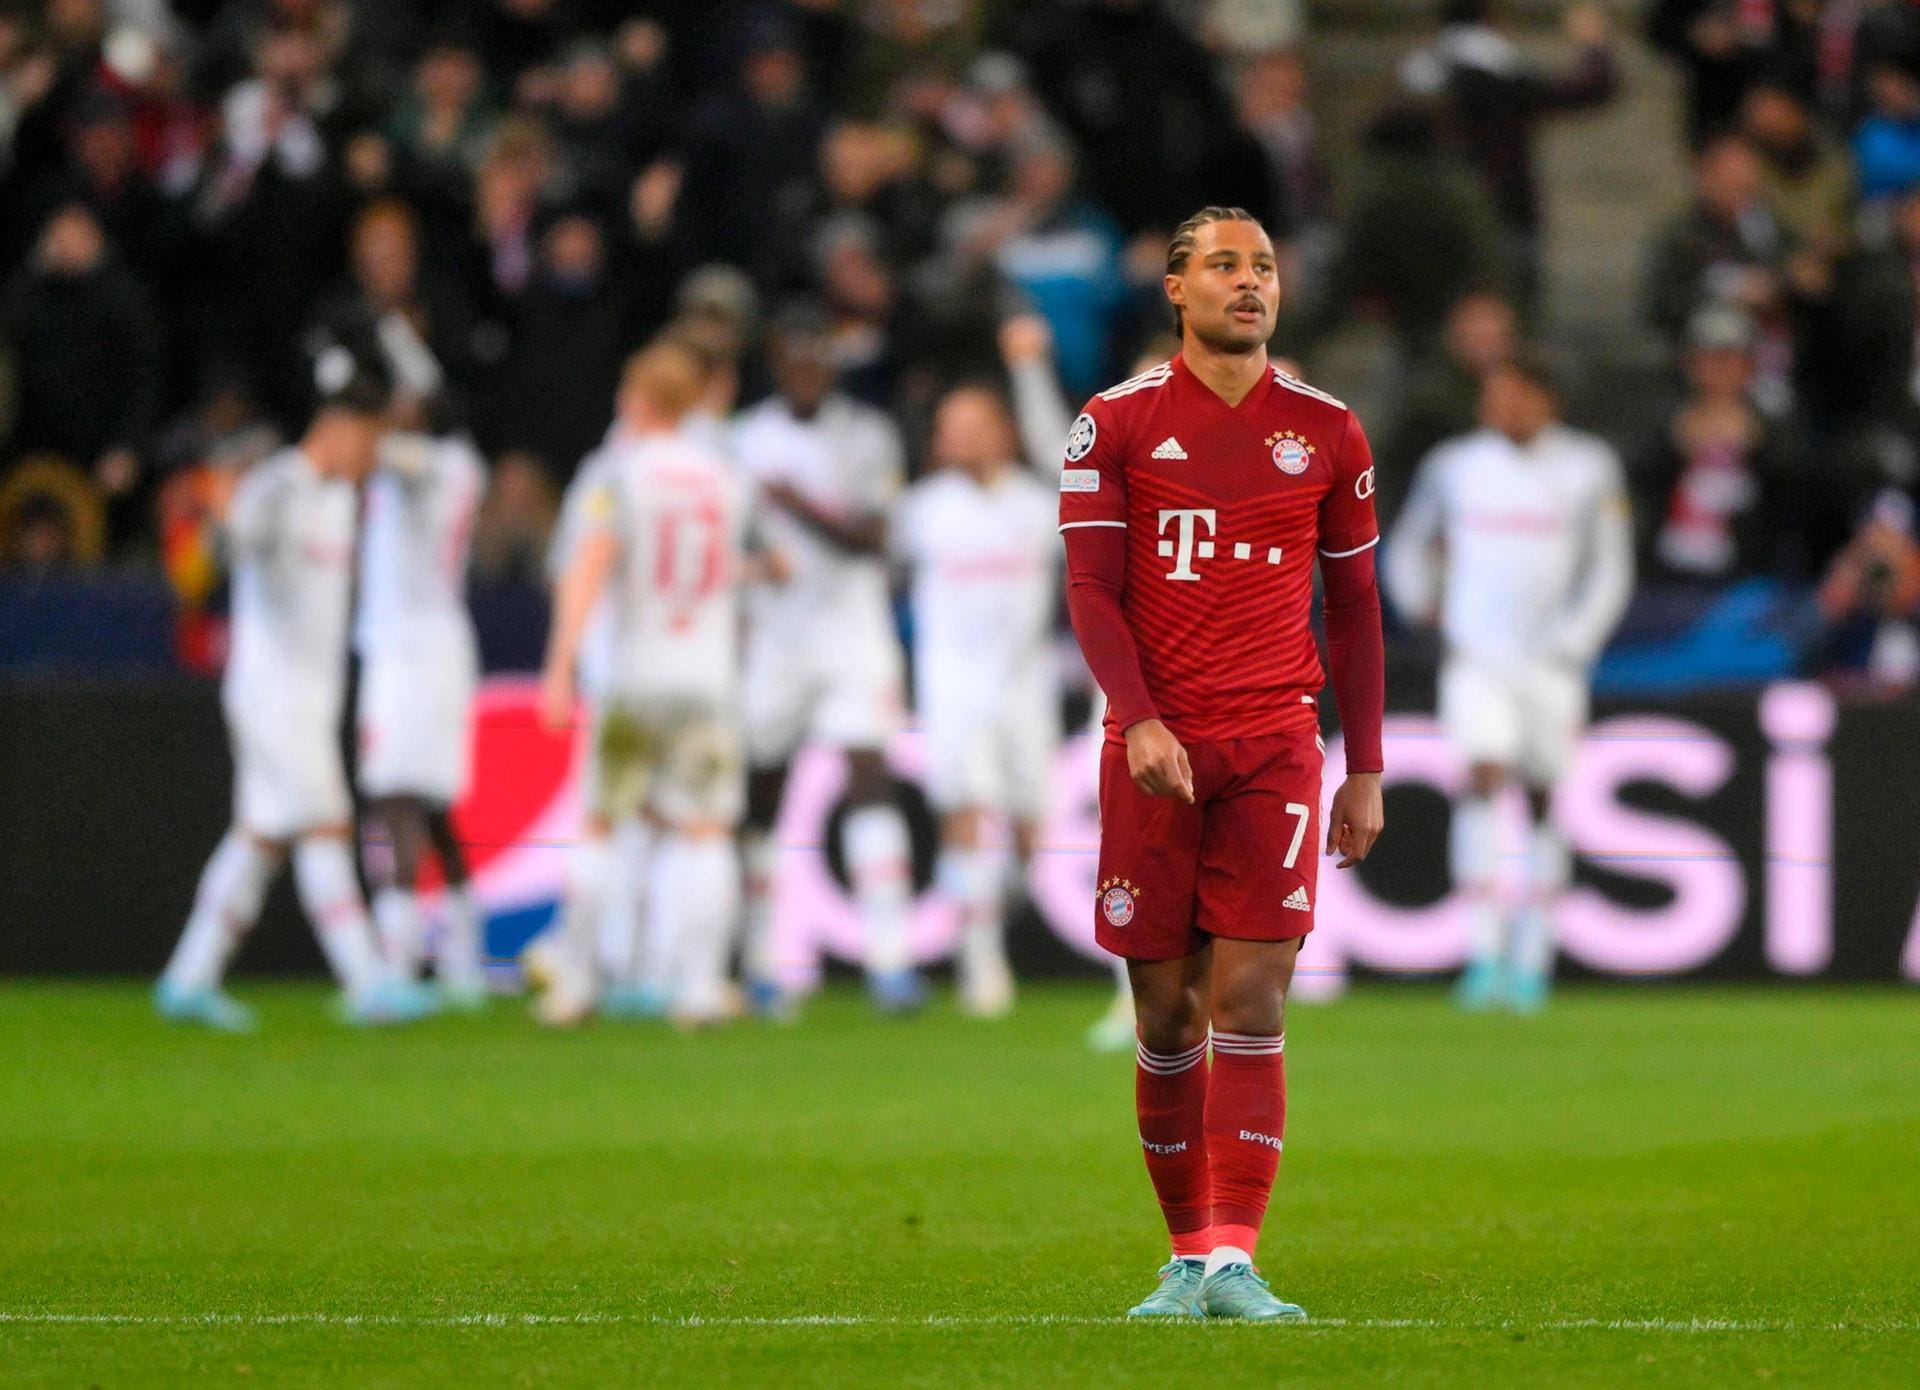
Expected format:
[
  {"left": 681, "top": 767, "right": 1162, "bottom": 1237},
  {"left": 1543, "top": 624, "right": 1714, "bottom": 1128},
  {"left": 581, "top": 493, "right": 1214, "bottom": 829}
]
[
  {"left": 356, "top": 648, "right": 477, "bottom": 804},
  {"left": 743, "top": 628, "right": 904, "bottom": 767},
  {"left": 923, "top": 677, "right": 1059, "bottom": 820},
  {"left": 590, "top": 698, "right": 745, "bottom": 827},
  {"left": 228, "top": 703, "right": 352, "bottom": 841},
  {"left": 1439, "top": 656, "right": 1589, "bottom": 785}
]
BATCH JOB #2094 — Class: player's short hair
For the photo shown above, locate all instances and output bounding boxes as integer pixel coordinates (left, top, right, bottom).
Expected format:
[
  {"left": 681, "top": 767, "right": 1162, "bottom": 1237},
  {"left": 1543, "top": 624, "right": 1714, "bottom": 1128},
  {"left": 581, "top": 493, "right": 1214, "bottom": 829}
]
[
  {"left": 312, "top": 341, "right": 393, "bottom": 418},
  {"left": 1165, "top": 206, "right": 1267, "bottom": 334},
  {"left": 1493, "top": 346, "right": 1564, "bottom": 402},
  {"left": 622, "top": 341, "right": 706, "bottom": 423}
]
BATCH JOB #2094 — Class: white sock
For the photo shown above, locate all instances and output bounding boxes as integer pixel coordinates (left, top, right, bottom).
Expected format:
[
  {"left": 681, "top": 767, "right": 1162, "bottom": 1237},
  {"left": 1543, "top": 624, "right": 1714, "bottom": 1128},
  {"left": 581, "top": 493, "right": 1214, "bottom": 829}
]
[
  {"left": 739, "top": 829, "right": 778, "bottom": 983},
  {"left": 846, "top": 803, "right": 914, "bottom": 976},
  {"left": 1511, "top": 821, "right": 1569, "bottom": 977},
  {"left": 659, "top": 834, "right": 741, "bottom": 1018},
  {"left": 293, "top": 838, "right": 384, "bottom": 1001},
  {"left": 1452, "top": 795, "right": 1503, "bottom": 965},
  {"left": 162, "top": 831, "right": 278, "bottom": 993},
  {"left": 372, "top": 888, "right": 423, "bottom": 977},
  {"left": 437, "top": 885, "right": 486, "bottom": 992},
  {"left": 554, "top": 837, "right": 611, "bottom": 989},
  {"left": 1204, "top": 1245, "right": 1254, "bottom": 1277},
  {"left": 940, "top": 847, "right": 1006, "bottom": 984},
  {"left": 598, "top": 817, "right": 653, "bottom": 985}
]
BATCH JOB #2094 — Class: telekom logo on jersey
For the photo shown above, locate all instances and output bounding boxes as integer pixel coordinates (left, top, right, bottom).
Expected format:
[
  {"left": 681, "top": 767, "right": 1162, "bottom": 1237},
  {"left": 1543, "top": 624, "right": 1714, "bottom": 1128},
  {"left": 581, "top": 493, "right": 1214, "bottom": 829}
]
[{"left": 1157, "top": 509, "right": 1283, "bottom": 581}]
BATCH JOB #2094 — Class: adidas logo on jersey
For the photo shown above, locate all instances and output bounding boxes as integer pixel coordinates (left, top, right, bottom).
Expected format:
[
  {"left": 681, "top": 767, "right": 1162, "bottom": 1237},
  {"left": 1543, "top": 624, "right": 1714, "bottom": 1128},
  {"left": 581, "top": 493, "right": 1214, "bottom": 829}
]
[
  {"left": 1151, "top": 436, "right": 1188, "bottom": 460},
  {"left": 1282, "top": 886, "right": 1311, "bottom": 912}
]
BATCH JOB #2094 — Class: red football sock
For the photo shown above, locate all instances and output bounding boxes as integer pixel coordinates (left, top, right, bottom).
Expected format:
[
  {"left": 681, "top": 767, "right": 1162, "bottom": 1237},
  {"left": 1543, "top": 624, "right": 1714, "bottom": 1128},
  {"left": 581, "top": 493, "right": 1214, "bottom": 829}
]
[
  {"left": 1205, "top": 1032, "right": 1287, "bottom": 1258},
  {"left": 1134, "top": 1037, "right": 1211, "bottom": 1257}
]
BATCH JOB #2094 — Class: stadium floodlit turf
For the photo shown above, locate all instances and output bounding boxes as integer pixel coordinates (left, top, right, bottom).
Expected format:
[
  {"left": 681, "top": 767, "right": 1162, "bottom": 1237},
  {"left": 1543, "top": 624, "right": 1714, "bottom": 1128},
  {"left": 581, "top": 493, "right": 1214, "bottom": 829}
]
[{"left": 2, "top": 982, "right": 1915, "bottom": 1387}]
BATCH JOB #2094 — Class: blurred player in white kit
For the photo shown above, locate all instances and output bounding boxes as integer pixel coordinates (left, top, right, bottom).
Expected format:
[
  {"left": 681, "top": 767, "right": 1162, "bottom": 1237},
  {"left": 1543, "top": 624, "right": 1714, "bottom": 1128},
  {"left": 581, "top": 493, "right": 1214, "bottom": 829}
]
[
  {"left": 354, "top": 399, "right": 488, "bottom": 1007},
  {"left": 1384, "top": 352, "right": 1633, "bottom": 1010},
  {"left": 732, "top": 303, "right": 918, "bottom": 1013},
  {"left": 156, "top": 353, "right": 435, "bottom": 1029},
  {"left": 894, "top": 378, "right": 1063, "bottom": 1016},
  {"left": 535, "top": 342, "right": 755, "bottom": 1027}
]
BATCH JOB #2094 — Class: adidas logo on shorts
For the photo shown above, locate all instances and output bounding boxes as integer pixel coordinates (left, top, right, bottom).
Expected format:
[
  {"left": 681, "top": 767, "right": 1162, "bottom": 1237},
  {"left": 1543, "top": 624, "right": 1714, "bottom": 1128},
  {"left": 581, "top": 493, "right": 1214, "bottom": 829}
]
[
  {"left": 1282, "top": 886, "right": 1311, "bottom": 912},
  {"left": 1151, "top": 436, "right": 1188, "bottom": 460}
]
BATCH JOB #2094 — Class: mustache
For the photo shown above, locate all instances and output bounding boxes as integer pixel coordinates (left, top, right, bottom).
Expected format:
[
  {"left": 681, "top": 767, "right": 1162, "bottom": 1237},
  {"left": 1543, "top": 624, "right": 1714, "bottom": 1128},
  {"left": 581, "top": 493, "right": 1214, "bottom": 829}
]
[{"left": 1229, "top": 297, "right": 1267, "bottom": 313}]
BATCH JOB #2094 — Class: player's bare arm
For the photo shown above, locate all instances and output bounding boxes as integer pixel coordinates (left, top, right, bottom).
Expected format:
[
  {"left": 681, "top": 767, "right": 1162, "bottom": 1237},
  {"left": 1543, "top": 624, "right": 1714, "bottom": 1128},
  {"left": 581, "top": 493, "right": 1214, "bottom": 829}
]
[
  {"left": 539, "top": 527, "right": 616, "bottom": 731},
  {"left": 760, "top": 479, "right": 888, "bottom": 556}
]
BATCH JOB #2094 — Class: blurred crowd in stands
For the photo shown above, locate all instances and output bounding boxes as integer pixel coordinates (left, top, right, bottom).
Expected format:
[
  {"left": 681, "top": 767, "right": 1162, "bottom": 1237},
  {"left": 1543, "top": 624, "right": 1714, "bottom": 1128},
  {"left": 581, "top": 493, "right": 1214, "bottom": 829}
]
[{"left": 8, "top": 0, "right": 1920, "bottom": 689}]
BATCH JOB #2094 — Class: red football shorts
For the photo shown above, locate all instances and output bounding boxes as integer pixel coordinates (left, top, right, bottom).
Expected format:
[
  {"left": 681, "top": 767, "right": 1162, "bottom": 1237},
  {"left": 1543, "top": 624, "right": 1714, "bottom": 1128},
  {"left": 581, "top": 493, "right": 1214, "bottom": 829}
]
[{"left": 1094, "top": 727, "right": 1324, "bottom": 961}]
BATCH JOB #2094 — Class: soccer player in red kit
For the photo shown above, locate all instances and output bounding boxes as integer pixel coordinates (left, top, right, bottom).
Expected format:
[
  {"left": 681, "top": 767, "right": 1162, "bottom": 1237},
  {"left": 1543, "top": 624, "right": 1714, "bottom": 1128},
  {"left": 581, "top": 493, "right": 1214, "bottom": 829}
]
[{"left": 1059, "top": 207, "right": 1385, "bottom": 1321}]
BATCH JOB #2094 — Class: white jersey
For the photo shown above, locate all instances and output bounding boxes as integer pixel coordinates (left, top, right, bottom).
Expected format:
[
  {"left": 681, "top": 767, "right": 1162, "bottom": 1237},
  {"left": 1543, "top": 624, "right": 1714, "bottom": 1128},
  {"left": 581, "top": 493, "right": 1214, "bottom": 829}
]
[
  {"left": 354, "top": 432, "right": 484, "bottom": 657},
  {"left": 895, "top": 466, "right": 1062, "bottom": 705},
  {"left": 582, "top": 428, "right": 748, "bottom": 707},
  {"left": 1385, "top": 423, "right": 1634, "bottom": 669},
  {"left": 223, "top": 447, "right": 356, "bottom": 720},
  {"left": 731, "top": 394, "right": 903, "bottom": 647}
]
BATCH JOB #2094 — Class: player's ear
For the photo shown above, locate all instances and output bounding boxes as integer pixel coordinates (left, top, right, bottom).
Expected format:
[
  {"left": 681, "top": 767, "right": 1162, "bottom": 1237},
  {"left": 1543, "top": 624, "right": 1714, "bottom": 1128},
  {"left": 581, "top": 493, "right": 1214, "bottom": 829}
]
[{"left": 1164, "top": 273, "right": 1185, "bottom": 310}]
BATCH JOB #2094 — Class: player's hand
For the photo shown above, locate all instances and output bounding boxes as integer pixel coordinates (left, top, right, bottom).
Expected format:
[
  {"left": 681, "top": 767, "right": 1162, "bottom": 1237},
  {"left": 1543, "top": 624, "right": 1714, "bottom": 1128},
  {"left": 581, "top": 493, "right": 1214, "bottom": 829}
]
[
  {"left": 538, "top": 667, "right": 576, "bottom": 733},
  {"left": 761, "top": 479, "right": 805, "bottom": 514},
  {"left": 1124, "top": 719, "right": 1194, "bottom": 803},
  {"left": 1326, "top": 772, "right": 1383, "bottom": 869}
]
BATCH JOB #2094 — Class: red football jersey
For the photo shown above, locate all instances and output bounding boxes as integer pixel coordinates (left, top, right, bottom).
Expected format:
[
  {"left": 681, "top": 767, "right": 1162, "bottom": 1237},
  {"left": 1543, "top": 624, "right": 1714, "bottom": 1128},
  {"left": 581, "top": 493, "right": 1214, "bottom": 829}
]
[{"left": 1058, "top": 353, "right": 1380, "bottom": 743}]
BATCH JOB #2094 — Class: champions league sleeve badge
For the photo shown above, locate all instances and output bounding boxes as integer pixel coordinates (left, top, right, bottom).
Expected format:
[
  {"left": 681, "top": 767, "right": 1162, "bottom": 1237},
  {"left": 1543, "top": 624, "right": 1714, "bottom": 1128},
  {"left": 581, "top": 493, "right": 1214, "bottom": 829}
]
[{"left": 1065, "top": 413, "right": 1097, "bottom": 463}]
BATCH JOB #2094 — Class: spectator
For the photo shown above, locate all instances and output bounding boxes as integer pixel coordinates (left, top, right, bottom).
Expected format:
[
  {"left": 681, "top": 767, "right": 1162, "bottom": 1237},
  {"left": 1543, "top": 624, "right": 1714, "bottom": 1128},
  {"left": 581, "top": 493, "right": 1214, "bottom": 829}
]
[
  {"left": 1854, "top": 58, "right": 1920, "bottom": 204},
  {"left": 488, "top": 209, "right": 631, "bottom": 482},
  {"left": 1643, "top": 133, "right": 1793, "bottom": 352},
  {"left": 1634, "top": 304, "right": 1803, "bottom": 583},
  {"left": 1009, "top": 0, "right": 1263, "bottom": 235},
  {"left": 940, "top": 129, "right": 1125, "bottom": 400},
  {"left": 469, "top": 448, "right": 556, "bottom": 586},
  {"left": 1237, "top": 48, "right": 1332, "bottom": 281},
  {"left": 385, "top": 32, "right": 497, "bottom": 190},
  {"left": 192, "top": 23, "right": 353, "bottom": 426},
  {"left": 1809, "top": 186, "right": 1920, "bottom": 432},
  {"left": 1380, "top": 290, "right": 1518, "bottom": 523},
  {"left": 1740, "top": 75, "right": 1851, "bottom": 260},
  {"left": 1401, "top": 0, "right": 1619, "bottom": 298},
  {"left": 1294, "top": 103, "right": 1506, "bottom": 353},
  {"left": 312, "top": 198, "right": 476, "bottom": 416},
  {"left": 1646, "top": 0, "right": 1820, "bottom": 149},
  {"left": 1815, "top": 489, "right": 1920, "bottom": 685},
  {"left": 538, "top": 37, "right": 671, "bottom": 219},
  {"left": 1, "top": 203, "right": 164, "bottom": 541},
  {"left": 815, "top": 215, "right": 900, "bottom": 409},
  {"left": 0, "top": 454, "right": 104, "bottom": 571},
  {"left": 672, "top": 17, "right": 825, "bottom": 287}
]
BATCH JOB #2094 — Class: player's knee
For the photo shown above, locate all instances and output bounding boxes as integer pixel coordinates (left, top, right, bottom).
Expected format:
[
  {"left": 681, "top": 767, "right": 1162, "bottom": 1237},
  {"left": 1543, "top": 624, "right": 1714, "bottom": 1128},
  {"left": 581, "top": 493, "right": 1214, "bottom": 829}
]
[
  {"left": 744, "top": 766, "right": 788, "bottom": 831},
  {"left": 843, "top": 750, "right": 890, "bottom": 804},
  {"left": 1467, "top": 762, "right": 1508, "bottom": 800},
  {"left": 1131, "top": 979, "right": 1209, "bottom": 1053}
]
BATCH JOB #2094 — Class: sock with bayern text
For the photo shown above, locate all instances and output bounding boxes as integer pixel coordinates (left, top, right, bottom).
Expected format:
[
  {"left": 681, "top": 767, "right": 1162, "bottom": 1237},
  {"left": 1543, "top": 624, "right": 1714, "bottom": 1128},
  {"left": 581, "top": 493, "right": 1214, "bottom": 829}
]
[
  {"left": 1205, "top": 1031, "right": 1286, "bottom": 1267},
  {"left": 1135, "top": 1035, "right": 1212, "bottom": 1259}
]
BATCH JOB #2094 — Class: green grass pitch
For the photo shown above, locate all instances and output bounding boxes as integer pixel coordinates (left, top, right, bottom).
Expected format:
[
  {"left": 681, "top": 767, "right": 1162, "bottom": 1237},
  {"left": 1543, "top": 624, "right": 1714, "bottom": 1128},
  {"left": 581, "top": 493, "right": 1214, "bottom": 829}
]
[{"left": 3, "top": 981, "right": 1916, "bottom": 1387}]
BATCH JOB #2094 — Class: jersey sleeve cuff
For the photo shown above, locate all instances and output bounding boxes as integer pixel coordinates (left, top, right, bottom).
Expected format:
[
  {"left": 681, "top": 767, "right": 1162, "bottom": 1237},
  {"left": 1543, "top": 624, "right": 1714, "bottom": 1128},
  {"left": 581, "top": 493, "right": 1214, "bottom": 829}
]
[{"left": 1059, "top": 519, "right": 1127, "bottom": 532}]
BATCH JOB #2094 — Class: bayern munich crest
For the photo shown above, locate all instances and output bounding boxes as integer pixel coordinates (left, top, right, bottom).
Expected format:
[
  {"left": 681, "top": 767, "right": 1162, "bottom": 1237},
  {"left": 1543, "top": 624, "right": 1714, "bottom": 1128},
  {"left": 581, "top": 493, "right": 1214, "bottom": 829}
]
[
  {"left": 1268, "top": 429, "right": 1314, "bottom": 475},
  {"left": 1099, "top": 877, "right": 1139, "bottom": 927}
]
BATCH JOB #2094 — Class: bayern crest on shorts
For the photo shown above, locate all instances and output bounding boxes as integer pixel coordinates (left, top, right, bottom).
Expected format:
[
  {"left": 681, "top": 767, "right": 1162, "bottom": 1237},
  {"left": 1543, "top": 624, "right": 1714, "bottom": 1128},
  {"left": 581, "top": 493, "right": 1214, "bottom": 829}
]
[
  {"left": 1099, "top": 877, "right": 1138, "bottom": 927},
  {"left": 1270, "top": 430, "right": 1313, "bottom": 475}
]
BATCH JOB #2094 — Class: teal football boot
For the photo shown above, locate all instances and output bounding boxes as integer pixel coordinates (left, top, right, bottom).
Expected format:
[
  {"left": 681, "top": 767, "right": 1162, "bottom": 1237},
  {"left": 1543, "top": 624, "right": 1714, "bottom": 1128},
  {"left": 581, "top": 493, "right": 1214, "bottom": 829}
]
[
  {"left": 1127, "top": 1258, "right": 1206, "bottom": 1319},
  {"left": 1197, "top": 1264, "right": 1307, "bottom": 1321},
  {"left": 153, "top": 981, "right": 257, "bottom": 1033}
]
